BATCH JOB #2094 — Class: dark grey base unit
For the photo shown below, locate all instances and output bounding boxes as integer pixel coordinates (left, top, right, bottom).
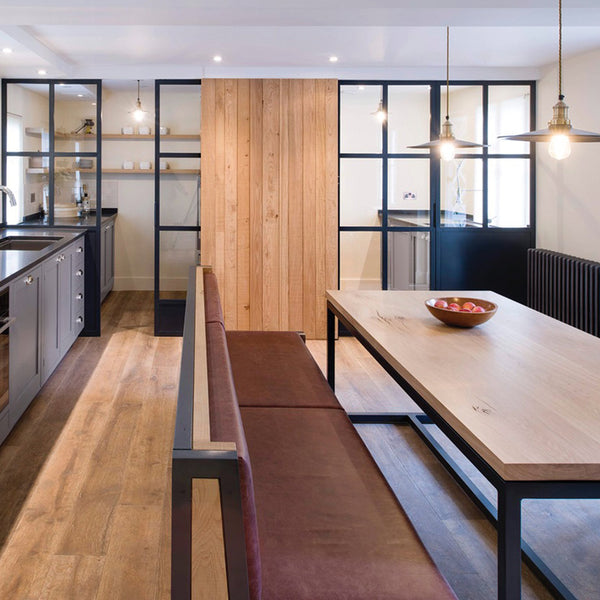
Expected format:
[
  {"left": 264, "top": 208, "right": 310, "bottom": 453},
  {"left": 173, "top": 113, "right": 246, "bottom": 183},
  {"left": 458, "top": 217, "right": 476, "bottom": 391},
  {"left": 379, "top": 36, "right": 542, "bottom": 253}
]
[
  {"left": 4, "top": 238, "right": 85, "bottom": 443},
  {"left": 100, "top": 220, "right": 114, "bottom": 303}
]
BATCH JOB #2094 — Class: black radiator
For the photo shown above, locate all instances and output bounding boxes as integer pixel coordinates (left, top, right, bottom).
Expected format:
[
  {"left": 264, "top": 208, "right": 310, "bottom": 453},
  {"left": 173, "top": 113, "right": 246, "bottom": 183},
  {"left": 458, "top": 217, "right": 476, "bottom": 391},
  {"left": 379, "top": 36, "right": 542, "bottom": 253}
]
[{"left": 527, "top": 248, "right": 600, "bottom": 337}]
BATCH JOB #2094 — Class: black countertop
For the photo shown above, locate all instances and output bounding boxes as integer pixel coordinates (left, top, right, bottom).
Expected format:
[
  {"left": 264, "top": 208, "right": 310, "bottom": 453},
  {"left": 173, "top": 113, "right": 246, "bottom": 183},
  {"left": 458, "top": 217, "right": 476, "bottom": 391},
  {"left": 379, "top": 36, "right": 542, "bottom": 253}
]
[
  {"left": 0, "top": 228, "right": 86, "bottom": 288},
  {"left": 18, "top": 208, "right": 117, "bottom": 229}
]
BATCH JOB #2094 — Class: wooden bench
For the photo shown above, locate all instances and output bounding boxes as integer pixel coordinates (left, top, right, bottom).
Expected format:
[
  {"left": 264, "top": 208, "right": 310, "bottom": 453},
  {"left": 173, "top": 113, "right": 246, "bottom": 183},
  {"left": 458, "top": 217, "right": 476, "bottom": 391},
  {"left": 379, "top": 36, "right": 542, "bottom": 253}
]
[{"left": 171, "top": 265, "right": 458, "bottom": 600}]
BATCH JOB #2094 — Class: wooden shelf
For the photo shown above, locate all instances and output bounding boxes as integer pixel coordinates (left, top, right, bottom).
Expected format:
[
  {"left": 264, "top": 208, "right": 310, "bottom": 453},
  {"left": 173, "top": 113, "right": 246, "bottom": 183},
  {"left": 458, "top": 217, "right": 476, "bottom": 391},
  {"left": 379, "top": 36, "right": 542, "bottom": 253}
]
[
  {"left": 103, "top": 169, "right": 200, "bottom": 175},
  {"left": 27, "top": 167, "right": 199, "bottom": 175},
  {"left": 25, "top": 128, "right": 200, "bottom": 141}
]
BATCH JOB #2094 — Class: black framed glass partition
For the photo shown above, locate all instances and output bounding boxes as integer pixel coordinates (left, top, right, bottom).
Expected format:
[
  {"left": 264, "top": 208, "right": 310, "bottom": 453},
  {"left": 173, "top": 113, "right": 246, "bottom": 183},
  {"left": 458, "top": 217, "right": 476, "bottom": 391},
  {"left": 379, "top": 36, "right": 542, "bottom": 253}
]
[
  {"left": 154, "top": 80, "right": 201, "bottom": 336},
  {"left": 2, "top": 79, "right": 103, "bottom": 334},
  {"left": 339, "top": 80, "right": 535, "bottom": 303}
]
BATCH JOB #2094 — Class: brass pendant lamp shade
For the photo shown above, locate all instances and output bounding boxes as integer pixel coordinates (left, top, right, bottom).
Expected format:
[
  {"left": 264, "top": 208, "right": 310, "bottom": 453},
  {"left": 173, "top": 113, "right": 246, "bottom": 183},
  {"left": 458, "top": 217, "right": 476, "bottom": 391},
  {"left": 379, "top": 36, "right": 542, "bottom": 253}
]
[
  {"left": 408, "top": 27, "right": 486, "bottom": 160},
  {"left": 500, "top": 0, "right": 600, "bottom": 159}
]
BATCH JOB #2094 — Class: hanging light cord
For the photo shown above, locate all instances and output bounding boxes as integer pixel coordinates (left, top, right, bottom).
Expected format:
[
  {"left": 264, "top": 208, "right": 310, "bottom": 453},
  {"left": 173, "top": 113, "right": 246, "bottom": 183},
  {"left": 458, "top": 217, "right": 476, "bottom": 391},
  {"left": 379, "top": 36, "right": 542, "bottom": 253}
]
[
  {"left": 445, "top": 26, "right": 450, "bottom": 120},
  {"left": 558, "top": 0, "right": 563, "bottom": 99},
  {"left": 137, "top": 79, "right": 141, "bottom": 103}
]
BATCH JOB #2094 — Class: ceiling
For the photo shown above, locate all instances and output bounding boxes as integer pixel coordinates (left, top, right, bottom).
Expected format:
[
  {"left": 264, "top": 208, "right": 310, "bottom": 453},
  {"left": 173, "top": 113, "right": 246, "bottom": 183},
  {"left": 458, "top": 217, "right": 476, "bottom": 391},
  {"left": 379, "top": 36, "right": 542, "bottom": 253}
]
[{"left": 1, "top": 0, "right": 600, "bottom": 83}]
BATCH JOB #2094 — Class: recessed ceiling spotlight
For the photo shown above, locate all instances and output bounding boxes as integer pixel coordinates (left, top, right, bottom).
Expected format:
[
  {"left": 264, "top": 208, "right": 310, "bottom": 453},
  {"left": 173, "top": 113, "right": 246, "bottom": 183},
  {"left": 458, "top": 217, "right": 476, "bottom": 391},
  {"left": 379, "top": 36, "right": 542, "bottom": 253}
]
[
  {"left": 213, "top": 55, "right": 222, "bottom": 63},
  {"left": 358, "top": 85, "right": 365, "bottom": 91},
  {"left": 2, "top": 48, "right": 13, "bottom": 54},
  {"left": 92, "top": 102, "right": 97, "bottom": 106},
  {"left": 329, "top": 56, "right": 338, "bottom": 63},
  {"left": 77, "top": 94, "right": 83, "bottom": 97},
  {"left": 37, "top": 69, "right": 47, "bottom": 75}
]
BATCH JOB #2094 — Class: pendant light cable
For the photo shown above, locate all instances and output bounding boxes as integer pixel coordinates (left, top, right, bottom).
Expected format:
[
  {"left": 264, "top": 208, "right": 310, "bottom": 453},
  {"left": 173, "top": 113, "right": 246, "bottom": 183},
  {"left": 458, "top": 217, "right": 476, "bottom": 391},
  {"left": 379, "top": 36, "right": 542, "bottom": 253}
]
[
  {"left": 446, "top": 26, "right": 450, "bottom": 121},
  {"left": 558, "top": 0, "right": 563, "bottom": 99}
]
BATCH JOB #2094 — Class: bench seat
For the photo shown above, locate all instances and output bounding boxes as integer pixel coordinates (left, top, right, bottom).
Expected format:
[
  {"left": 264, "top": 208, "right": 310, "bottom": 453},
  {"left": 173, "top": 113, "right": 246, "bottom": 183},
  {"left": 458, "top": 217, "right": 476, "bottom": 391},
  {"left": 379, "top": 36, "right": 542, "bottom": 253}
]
[
  {"left": 241, "top": 405, "right": 457, "bottom": 599},
  {"left": 227, "top": 331, "right": 341, "bottom": 410}
]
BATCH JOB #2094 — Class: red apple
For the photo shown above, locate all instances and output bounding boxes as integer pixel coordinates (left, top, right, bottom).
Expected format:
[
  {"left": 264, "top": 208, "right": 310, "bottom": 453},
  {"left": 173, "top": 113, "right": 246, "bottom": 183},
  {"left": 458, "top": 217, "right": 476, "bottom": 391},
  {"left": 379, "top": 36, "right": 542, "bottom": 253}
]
[
  {"left": 434, "top": 299, "right": 448, "bottom": 309},
  {"left": 448, "top": 305, "right": 459, "bottom": 311},
  {"left": 472, "top": 305, "right": 486, "bottom": 313},
  {"left": 448, "top": 302, "right": 460, "bottom": 311},
  {"left": 460, "top": 308, "right": 472, "bottom": 312},
  {"left": 462, "top": 301, "right": 476, "bottom": 311}
]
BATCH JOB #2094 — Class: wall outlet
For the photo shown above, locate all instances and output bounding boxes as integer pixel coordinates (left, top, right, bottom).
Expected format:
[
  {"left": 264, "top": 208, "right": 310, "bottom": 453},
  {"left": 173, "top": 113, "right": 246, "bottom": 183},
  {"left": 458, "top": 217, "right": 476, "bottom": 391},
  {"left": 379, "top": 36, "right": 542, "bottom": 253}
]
[{"left": 403, "top": 192, "right": 416, "bottom": 200}]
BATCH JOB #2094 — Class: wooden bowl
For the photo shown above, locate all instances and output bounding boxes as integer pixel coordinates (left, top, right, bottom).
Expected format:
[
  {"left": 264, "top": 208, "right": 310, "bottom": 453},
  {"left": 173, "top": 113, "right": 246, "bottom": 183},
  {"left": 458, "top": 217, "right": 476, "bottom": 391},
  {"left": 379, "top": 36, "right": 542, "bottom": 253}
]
[{"left": 425, "top": 297, "right": 497, "bottom": 328}]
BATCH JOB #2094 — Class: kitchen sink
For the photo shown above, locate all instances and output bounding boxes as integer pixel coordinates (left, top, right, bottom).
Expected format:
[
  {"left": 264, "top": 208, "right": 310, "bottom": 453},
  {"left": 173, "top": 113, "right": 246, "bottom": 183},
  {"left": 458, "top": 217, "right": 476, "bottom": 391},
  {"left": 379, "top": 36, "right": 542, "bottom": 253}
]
[{"left": 0, "top": 236, "right": 62, "bottom": 251}]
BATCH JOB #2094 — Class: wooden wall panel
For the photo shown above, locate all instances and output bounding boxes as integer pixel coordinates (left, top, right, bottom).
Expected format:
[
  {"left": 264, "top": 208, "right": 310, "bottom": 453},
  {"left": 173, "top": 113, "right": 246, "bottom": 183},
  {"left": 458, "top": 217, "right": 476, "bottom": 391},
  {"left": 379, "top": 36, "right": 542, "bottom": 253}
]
[{"left": 201, "top": 79, "right": 338, "bottom": 339}]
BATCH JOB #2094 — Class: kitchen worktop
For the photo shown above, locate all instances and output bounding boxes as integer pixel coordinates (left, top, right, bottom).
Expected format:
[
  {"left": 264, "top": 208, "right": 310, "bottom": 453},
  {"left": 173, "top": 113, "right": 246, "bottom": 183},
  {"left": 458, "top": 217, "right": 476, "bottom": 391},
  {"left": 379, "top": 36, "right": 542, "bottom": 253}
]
[
  {"left": 0, "top": 229, "right": 86, "bottom": 288},
  {"left": 17, "top": 208, "right": 118, "bottom": 229}
]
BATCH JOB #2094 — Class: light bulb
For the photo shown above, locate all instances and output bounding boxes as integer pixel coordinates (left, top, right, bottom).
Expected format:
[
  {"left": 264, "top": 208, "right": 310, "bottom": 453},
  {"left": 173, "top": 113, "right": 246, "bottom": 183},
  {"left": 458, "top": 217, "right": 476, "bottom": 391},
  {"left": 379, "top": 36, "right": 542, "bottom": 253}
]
[
  {"left": 439, "top": 141, "right": 456, "bottom": 161},
  {"left": 133, "top": 100, "right": 144, "bottom": 122},
  {"left": 375, "top": 109, "right": 386, "bottom": 123},
  {"left": 548, "top": 134, "right": 571, "bottom": 160}
]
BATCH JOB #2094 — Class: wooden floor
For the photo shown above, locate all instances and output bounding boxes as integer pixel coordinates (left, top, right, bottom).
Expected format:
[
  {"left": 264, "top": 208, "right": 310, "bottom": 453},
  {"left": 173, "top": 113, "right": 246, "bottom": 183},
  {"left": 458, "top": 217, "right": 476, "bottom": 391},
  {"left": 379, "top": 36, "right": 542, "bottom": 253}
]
[
  {"left": 0, "top": 293, "right": 596, "bottom": 599},
  {"left": 0, "top": 291, "right": 180, "bottom": 600}
]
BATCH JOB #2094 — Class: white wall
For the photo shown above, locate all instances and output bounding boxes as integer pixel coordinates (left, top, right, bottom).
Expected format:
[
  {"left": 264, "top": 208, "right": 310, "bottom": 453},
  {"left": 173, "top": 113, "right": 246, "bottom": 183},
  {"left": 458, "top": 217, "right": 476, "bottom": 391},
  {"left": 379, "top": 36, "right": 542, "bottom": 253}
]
[{"left": 536, "top": 47, "right": 600, "bottom": 262}]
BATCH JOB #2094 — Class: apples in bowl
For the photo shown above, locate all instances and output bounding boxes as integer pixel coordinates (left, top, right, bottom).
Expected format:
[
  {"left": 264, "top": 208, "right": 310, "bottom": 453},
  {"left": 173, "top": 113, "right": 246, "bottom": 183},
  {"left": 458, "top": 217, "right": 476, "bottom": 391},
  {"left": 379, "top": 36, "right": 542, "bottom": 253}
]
[{"left": 425, "top": 297, "right": 497, "bottom": 328}]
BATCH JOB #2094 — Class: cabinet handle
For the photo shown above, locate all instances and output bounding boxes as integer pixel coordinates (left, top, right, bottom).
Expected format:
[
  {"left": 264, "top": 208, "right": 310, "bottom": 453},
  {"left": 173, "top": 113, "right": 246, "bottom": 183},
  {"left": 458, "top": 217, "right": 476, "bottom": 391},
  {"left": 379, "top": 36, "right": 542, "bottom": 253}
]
[
  {"left": 76, "top": 246, "right": 83, "bottom": 253},
  {"left": 75, "top": 269, "right": 84, "bottom": 277},
  {"left": 56, "top": 254, "right": 65, "bottom": 262},
  {"left": 75, "top": 316, "right": 83, "bottom": 324},
  {"left": 24, "top": 275, "right": 34, "bottom": 285},
  {"left": 76, "top": 293, "right": 83, "bottom": 300}
]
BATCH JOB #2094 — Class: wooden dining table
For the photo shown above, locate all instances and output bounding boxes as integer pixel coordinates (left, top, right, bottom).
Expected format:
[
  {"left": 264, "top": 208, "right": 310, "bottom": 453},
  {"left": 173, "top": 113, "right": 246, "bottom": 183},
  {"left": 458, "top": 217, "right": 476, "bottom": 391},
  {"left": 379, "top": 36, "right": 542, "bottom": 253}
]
[{"left": 326, "top": 289, "right": 600, "bottom": 600}]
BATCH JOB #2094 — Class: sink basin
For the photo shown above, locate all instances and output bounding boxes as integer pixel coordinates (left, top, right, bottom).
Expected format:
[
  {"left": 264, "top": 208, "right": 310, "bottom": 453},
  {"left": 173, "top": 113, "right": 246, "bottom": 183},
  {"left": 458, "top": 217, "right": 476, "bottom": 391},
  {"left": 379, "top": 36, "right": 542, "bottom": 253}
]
[{"left": 0, "top": 236, "right": 62, "bottom": 251}]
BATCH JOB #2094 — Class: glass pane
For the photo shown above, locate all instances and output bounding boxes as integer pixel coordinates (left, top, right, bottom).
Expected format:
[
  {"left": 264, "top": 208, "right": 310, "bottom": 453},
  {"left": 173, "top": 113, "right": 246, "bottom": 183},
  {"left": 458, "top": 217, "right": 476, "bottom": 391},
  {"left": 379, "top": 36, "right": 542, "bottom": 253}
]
[
  {"left": 488, "top": 159, "right": 530, "bottom": 228},
  {"left": 339, "top": 158, "right": 382, "bottom": 227},
  {"left": 387, "top": 159, "right": 430, "bottom": 227},
  {"left": 7, "top": 83, "right": 50, "bottom": 152},
  {"left": 440, "top": 85, "right": 483, "bottom": 155},
  {"left": 6, "top": 156, "right": 25, "bottom": 225},
  {"left": 159, "top": 84, "right": 201, "bottom": 150},
  {"left": 54, "top": 157, "right": 97, "bottom": 220},
  {"left": 159, "top": 231, "right": 200, "bottom": 299},
  {"left": 340, "top": 85, "right": 383, "bottom": 154},
  {"left": 388, "top": 85, "right": 430, "bottom": 154},
  {"left": 340, "top": 231, "right": 381, "bottom": 290},
  {"left": 440, "top": 159, "right": 483, "bottom": 227},
  {"left": 388, "top": 232, "right": 430, "bottom": 291},
  {"left": 488, "top": 85, "right": 531, "bottom": 154},
  {"left": 55, "top": 83, "right": 98, "bottom": 152},
  {"left": 159, "top": 158, "right": 201, "bottom": 226}
]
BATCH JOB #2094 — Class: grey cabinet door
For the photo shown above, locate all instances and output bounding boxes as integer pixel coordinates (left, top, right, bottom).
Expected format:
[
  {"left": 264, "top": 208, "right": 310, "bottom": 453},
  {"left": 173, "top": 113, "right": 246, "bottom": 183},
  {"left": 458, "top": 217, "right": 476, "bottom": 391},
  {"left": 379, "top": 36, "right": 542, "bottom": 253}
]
[
  {"left": 58, "top": 250, "right": 72, "bottom": 354},
  {"left": 101, "top": 222, "right": 114, "bottom": 302},
  {"left": 41, "top": 255, "right": 61, "bottom": 384},
  {"left": 9, "top": 266, "right": 41, "bottom": 426}
]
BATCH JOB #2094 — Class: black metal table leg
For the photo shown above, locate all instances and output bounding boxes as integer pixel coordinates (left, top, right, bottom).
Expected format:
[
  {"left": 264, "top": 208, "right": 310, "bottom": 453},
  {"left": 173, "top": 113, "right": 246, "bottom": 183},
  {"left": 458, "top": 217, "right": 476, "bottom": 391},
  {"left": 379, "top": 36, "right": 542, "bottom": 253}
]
[
  {"left": 498, "top": 483, "right": 523, "bottom": 600},
  {"left": 327, "top": 306, "right": 335, "bottom": 390}
]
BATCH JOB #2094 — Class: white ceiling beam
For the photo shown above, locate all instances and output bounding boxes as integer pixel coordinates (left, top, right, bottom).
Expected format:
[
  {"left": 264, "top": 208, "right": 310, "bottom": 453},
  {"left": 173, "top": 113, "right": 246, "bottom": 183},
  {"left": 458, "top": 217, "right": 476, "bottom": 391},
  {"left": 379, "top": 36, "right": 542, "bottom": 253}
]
[{"left": 0, "top": 25, "right": 75, "bottom": 75}]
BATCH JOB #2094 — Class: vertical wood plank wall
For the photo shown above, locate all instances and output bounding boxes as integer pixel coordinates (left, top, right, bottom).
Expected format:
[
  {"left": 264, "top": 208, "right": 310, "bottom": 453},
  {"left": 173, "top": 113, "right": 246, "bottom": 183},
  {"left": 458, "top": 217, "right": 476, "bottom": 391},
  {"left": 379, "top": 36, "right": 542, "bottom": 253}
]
[{"left": 201, "top": 79, "right": 338, "bottom": 339}]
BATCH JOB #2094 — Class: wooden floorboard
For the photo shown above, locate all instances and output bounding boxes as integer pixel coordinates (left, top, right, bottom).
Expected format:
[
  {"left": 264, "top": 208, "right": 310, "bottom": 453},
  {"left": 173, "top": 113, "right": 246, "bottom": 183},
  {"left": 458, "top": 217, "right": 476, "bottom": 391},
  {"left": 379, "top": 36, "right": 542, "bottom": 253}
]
[{"left": 0, "top": 301, "right": 596, "bottom": 599}]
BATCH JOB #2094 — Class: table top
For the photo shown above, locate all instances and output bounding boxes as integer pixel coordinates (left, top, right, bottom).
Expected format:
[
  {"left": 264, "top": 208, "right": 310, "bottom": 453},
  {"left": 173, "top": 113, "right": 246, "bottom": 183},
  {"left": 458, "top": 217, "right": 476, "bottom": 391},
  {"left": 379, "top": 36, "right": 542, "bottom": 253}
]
[{"left": 327, "top": 289, "right": 600, "bottom": 481}]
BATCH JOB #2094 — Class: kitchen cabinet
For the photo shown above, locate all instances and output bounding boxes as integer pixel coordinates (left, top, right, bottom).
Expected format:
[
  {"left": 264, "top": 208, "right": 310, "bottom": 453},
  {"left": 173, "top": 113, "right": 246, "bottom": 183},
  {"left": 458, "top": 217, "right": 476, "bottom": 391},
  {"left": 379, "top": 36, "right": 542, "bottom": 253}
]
[
  {"left": 100, "top": 221, "right": 114, "bottom": 302},
  {"left": 9, "top": 265, "right": 42, "bottom": 427},
  {"left": 41, "top": 238, "right": 85, "bottom": 385}
]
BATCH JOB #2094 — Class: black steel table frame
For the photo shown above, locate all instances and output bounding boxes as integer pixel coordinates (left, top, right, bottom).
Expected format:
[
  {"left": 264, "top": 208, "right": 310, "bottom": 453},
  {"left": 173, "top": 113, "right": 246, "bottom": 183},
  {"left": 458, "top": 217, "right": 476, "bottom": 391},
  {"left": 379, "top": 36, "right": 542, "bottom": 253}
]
[{"left": 327, "top": 302, "right": 600, "bottom": 600}]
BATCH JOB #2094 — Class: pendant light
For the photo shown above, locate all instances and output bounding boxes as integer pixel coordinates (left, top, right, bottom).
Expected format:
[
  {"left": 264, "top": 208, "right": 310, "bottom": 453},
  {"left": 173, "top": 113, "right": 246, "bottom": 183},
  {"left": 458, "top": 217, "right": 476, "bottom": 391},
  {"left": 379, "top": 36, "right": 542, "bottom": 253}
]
[
  {"left": 500, "top": 0, "right": 600, "bottom": 160},
  {"left": 132, "top": 80, "right": 146, "bottom": 122},
  {"left": 373, "top": 99, "right": 386, "bottom": 123},
  {"left": 408, "top": 27, "right": 485, "bottom": 160}
]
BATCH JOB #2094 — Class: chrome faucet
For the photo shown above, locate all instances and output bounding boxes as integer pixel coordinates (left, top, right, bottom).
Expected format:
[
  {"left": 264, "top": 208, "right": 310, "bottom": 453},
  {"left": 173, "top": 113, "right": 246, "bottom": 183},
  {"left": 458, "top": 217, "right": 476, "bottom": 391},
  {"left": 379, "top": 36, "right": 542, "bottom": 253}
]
[{"left": 0, "top": 186, "right": 17, "bottom": 207}]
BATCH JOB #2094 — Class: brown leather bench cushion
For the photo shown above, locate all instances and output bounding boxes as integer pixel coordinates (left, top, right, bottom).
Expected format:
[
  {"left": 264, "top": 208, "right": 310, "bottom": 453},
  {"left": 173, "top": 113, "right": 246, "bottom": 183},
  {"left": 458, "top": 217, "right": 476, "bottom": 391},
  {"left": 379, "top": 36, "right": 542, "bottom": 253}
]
[
  {"left": 240, "top": 406, "right": 458, "bottom": 600},
  {"left": 203, "top": 271, "right": 225, "bottom": 326},
  {"left": 205, "top": 322, "right": 261, "bottom": 600},
  {"left": 227, "top": 331, "right": 341, "bottom": 410}
]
